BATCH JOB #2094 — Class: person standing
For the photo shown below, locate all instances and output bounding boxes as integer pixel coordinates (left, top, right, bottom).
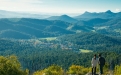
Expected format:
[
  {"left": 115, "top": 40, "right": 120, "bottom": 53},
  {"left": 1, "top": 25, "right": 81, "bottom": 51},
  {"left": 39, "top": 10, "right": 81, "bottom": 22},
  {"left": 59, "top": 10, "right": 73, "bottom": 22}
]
[
  {"left": 98, "top": 54, "right": 105, "bottom": 75},
  {"left": 91, "top": 54, "right": 98, "bottom": 75}
]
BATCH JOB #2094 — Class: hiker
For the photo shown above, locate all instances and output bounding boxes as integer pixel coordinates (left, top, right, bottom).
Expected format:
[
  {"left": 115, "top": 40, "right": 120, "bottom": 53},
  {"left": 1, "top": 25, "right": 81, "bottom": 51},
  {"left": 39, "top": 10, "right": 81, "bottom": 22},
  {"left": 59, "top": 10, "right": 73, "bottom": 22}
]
[
  {"left": 91, "top": 54, "right": 98, "bottom": 75},
  {"left": 98, "top": 54, "right": 105, "bottom": 75}
]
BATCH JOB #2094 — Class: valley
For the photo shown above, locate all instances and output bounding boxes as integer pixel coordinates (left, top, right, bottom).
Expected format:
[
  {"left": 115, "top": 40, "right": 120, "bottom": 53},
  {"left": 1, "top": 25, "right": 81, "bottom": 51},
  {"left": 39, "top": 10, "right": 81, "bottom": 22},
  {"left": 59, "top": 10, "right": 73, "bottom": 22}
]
[{"left": 0, "top": 10, "right": 121, "bottom": 75}]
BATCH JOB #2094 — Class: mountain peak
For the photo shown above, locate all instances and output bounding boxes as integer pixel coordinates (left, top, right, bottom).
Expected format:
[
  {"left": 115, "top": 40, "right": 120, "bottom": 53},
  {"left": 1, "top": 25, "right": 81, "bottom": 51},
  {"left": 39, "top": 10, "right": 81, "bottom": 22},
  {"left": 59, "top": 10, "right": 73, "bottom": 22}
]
[
  {"left": 47, "top": 14, "right": 77, "bottom": 23},
  {"left": 84, "top": 11, "right": 90, "bottom": 14},
  {"left": 60, "top": 15, "right": 69, "bottom": 17},
  {"left": 105, "top": 10, "right": 113, "bottom": 14}
]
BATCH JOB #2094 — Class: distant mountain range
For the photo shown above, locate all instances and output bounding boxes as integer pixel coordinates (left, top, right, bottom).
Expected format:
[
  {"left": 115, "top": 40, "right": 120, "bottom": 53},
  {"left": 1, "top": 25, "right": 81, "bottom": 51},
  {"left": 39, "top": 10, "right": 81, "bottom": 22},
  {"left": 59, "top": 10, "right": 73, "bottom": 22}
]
[
  {"left": 0, "top": 10, "right": 121, "bottom": 39},
  {"left": 46, "top": 10, "right": 121, "bottom": 21},
  {"left": 1, "top": 10, "right": 121, "bottom": 21},
  {"left": 1, "top": 10, "right": 121, "bottom": 74},
  {"left": 75, "top": 10, "right": 121, "bottom": 20},
  {"left": 0, "top": 10, "right": 49, "bottom": 19}
]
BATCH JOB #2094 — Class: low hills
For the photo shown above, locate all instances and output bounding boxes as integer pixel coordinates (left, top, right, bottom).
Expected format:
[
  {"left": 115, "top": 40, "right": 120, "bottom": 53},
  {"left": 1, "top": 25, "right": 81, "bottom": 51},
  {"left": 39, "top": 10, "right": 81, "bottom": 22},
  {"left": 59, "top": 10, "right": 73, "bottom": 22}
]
[
  {"left": 0, "top": 10, "right": 121, "bottom": 47},
  {"left": 0, "top": 18, "right": 75, "bottom": 39},
  {"left": 47, "top": 15, "right": 77, "bottom": 23},
  {"left": 0, "top": 17, "right": 121, "bottom": 39}
]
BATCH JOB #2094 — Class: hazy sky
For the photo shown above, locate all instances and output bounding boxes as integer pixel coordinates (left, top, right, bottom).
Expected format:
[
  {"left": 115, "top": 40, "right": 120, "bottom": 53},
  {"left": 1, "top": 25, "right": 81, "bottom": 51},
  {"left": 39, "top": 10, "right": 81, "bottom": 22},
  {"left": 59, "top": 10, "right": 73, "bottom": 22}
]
[{"left": 0, "top": 0, "right": 121, "bottom": 15}]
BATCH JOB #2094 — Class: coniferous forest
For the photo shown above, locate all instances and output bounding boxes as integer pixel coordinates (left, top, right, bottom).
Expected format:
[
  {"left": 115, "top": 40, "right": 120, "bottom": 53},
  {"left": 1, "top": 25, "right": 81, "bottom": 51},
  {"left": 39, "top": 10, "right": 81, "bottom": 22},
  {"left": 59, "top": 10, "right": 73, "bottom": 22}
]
[{"left": 1, "top": 10, "right": 121, "bottom": 75}]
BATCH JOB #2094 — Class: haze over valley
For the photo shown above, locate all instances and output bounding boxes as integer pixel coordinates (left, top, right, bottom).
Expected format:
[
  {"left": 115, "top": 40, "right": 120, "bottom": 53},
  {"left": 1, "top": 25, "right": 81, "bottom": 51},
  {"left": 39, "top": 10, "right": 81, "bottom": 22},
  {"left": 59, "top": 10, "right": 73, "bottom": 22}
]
[{"left": 0, "top": 0, "right": 121, "bottom": 75}]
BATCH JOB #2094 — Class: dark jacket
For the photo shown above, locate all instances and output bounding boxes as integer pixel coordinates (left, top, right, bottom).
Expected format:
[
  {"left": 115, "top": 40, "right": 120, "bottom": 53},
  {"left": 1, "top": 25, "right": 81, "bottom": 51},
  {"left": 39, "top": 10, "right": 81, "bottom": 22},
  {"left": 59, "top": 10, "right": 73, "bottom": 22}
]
[{"left": 98, "top": 57, "right": 105, "bottom": 66}]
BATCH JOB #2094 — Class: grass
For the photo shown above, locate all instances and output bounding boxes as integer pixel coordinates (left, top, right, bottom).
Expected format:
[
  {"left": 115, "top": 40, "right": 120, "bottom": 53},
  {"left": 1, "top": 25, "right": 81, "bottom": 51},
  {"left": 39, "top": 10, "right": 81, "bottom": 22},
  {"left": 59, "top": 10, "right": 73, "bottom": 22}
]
[
  {"left": 114, "top": 29, "right": 121, "bottom": 33},
  {"left": 40, "top": 37, "right": 57, "bottom": 41},
  {"left": 79, "top": 49, "right": 93, "bottom": 53},
  {"left": 94, "top": 26, "right": 109, "bottom": 30},
  {"left": 66, "top": 25, "right": 73, "bottom": 30}
]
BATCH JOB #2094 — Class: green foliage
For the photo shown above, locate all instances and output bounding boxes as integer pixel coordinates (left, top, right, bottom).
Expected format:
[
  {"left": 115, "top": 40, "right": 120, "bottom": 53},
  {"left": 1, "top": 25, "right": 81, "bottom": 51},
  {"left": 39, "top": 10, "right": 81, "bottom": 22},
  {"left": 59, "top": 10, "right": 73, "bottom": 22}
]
[
  {"left": 67, "top": 65, "right": 89, "bottom": 75},
  {"left": 96, "top": 63, "right": 110, "bottom": 75},
  {"left": 1, "top": 38, "right": 121, "bottom": 73},
  {"left": 80, "top": 49, "right": 93, "bottom": 53},
  {"left": 114, "top": 64, "right": 121, "bottom": 75},
  {"left": 1, "top": 16, "right": 121, "bottom": 75},
  {"left": 33, "top": 65, "right": 63, "bottom": 75},
  {"left": 0, "top": 55, "right": 28, "bottom": 75},
  {"left": 44, "top": 65, "right": 63, "bottom": 75},
  {"left": 103, "top": 63, "right": 110, "bottom": 74},
  {"left": 60, "top": 32, "right": 121, "bottom": 52},
  {"left": 33, "top": 70, "right": 44, "bottom": 75}
]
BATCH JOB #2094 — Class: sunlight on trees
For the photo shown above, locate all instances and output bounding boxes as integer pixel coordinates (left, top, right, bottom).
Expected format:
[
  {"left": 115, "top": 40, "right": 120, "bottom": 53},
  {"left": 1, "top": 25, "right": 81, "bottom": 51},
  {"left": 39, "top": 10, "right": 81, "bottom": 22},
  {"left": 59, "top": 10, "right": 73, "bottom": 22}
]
[
  {"left": 0, "top": 55, "right": 28, "bottom": 75},
  {"left": 33, "top": 65, "right": 63, "bottom": 75},
  {"left": 114, "top": 64, "right": 121, "bottom": 75},
  {"left": 67, "top": 65, "right": 89, "bottom": 75},
  {"left": 33, "top": 65, "right": 90, "bottom": 75},
  {"left": 33, "top": 70, "right": 45, "bottom": 75}
]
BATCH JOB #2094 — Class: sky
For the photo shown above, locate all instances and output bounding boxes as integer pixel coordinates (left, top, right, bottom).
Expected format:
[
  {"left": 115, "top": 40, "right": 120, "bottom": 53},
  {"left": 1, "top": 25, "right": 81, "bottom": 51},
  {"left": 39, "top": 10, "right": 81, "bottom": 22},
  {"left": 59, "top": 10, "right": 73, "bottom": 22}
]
[{"left": 0, "top": 0, "right": 121, "bottom": 15}]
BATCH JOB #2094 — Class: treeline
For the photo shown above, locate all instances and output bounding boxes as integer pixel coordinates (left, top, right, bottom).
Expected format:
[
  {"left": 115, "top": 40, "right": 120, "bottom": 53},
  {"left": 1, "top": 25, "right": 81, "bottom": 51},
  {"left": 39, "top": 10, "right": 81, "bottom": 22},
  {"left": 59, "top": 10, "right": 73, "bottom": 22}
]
[
  {"left": 14, "top": 49, "right": 93, "bottom": 72},
  {"left": 1, "top": 32, "right": 121, "bottom": 74},
  {"left": 19, "top": 50, "right": 121, "bottom": 73},
  {"left": 1, "top": 55, "right": 121, "bottom": 75},
  {"left": 59, "top": 32, "right": 121, "bottom": 52},
  {"left": 1, "top": 38, "right": 121, "bottom": 73},
  {"left": 1, "top": 48, "right": 121, "bottom": 74}
]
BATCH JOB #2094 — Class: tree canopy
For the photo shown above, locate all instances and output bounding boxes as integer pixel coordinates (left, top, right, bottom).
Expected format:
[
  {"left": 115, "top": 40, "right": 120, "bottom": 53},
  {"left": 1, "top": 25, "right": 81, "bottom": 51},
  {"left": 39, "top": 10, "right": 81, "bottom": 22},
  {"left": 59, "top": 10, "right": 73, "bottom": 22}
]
[{"left": 0, "top": 55, "right": 28, "bottom": 75}]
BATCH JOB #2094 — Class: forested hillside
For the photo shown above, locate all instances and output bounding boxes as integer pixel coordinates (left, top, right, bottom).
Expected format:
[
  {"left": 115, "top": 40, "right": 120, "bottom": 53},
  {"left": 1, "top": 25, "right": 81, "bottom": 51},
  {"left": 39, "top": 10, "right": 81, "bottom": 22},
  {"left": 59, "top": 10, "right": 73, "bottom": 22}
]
[
  {"left": 59, "top": 32, "right": 121, "bottom": 52},
  {"left": 0, "top": 18, "right": 74, "bottom": 39},
  {"left": 0, "top": 36, "right": 121, "bottom": 74},
  {"left": 1, "top": 52, "right": 121, "bottom": 75},
  {"left": 0, "top": 15, "right": 121, "bottom": 39},
  {"left": 0, "top": 10, "right": 121, "bottom": 75}
]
